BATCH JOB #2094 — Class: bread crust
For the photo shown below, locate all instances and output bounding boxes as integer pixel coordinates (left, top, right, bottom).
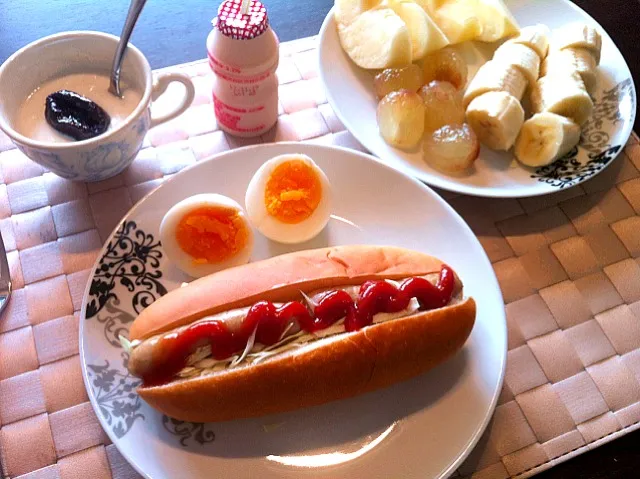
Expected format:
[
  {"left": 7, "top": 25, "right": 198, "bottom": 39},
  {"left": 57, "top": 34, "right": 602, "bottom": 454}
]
[
  {"left": 130, "top": 245, "right": 446, "bottom": 341},
  {"left": 137, "top": 297, "right": 476, "bottom": 422}
]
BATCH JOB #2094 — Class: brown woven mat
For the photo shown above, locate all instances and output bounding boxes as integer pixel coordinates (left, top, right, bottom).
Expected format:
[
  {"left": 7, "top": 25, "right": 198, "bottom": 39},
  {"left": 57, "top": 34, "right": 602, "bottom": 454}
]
[{"left": 0, "top": 36, "right": 639, "bottom": 479}]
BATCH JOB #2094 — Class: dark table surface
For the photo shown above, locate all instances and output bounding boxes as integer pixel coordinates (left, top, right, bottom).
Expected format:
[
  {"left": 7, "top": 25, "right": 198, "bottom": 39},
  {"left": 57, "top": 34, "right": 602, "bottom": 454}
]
[{"left": 0, "top": 0, "right": 639, "bottom": 478}]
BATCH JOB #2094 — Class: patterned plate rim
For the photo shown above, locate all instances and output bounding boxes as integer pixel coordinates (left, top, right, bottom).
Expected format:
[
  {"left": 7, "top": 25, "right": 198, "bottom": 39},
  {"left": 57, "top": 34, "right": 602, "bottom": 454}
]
[
  {"left": 318, "top": 0, "right": 638, "bottom": 199},
  {"left": 78, "top": 142, "right": 507, "bottom": 479}
]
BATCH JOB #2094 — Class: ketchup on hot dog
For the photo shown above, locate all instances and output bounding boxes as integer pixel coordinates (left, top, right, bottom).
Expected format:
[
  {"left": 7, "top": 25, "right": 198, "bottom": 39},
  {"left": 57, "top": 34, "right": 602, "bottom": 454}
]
[{"left": 143, "top": 265, "right": 455, "bottom": 386}]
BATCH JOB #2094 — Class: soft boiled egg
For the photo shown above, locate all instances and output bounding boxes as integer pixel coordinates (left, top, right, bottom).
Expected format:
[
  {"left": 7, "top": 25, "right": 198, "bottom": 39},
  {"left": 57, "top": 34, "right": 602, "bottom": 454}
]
[
  {"left": 245, "top": 154, "right": 332, "bottom": 244},
  {"left": 159, "top": 194, "right": 254, "bottom": 278}
]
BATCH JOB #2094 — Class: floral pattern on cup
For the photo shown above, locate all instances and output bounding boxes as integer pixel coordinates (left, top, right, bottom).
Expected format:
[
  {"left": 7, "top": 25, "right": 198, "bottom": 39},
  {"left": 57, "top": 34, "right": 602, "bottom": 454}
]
[
  {"left": 14, "top": 112, "right": 148, "bottom": 182},
  {"left": 0, "top": 31, "right": 194, "bottom": 183}
]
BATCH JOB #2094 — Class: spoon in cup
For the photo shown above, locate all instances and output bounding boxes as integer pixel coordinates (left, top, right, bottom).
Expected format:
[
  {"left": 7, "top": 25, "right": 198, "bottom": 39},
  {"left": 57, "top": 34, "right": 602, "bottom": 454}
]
[{"left": 109, "top": 0, "right": 148, "bottom": 97}]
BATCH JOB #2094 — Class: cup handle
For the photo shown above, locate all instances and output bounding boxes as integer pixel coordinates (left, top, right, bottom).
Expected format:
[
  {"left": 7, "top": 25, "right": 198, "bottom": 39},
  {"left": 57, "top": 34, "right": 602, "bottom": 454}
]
[{"left": 149, "top": 72, "right": 196, "bottom": 128}]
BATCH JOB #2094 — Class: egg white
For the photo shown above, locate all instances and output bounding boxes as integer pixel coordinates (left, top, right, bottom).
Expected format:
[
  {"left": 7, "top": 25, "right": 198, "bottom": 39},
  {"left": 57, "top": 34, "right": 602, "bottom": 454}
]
[
  {"left": 244, "top": 154, "right": 332, "bottom": 244},
  {"left": 159, "top": 194, "right": 254, "bottom": 278}
]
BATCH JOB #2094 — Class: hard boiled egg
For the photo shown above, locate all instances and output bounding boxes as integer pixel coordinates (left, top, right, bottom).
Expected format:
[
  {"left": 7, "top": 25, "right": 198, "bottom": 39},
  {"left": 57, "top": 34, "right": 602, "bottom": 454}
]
[
  {"left": 160, "top": 194, "right": 254, "bottom": 278},
  {"left": 245, "top": 154, "right": 332, "bottom": 244}
]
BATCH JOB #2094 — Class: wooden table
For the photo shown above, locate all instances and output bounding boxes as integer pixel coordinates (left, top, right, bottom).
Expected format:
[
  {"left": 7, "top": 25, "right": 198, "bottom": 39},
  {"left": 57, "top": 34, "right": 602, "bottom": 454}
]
[{"left": 0, "top": 1, "right": 638, "bottom": 478}]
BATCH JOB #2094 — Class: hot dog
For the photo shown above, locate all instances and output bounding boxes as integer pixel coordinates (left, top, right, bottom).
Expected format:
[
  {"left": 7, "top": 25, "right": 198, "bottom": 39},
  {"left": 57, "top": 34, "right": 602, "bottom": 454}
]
[{"left": 124, "top": 245, "right": 476, "bottom": 422}]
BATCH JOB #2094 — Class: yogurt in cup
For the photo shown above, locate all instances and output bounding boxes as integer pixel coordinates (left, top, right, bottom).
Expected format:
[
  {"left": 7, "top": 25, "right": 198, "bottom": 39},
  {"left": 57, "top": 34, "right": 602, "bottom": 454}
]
[{"left": 0, "top": 31, "right": 195, "bottom": 182}]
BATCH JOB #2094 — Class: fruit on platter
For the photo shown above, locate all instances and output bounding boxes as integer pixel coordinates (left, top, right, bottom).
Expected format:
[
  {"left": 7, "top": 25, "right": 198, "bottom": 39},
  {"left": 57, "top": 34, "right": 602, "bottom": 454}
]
[
  {"left": 374, "top": 64, "right": 423, "bottom": 99},
  {"left": 333, "top": 0, "right": 605, "bottom": 174},
  {"left": 334, "top": 0, "right": 383, "bottom": 25},
  {"left": 542, "top": 47, "right": 598, "bottom": 97},
  {"left": 463, "top": 61, "right": 527, "bottom": 108},
  {"left": 419, "top": 80, "right": 465, "bottom": 132},
  {"left": 530, "top": 71, "right": 594, "bottom": 126},
  {"left": 377, "top": 89, "right": 426, "bottom": 149},
  {"left": 421, "top": 46, "right": 468, "bottom": 90},
  {"left": 514, "top": 112, "right": 581, "bottom": 167},
  {"left": 554, "top": 23, "right": 602, "bottom": 64},
  {"left": 460, "top": 19, "right": 602, "bottom": 168},
  {"left": 466, "top": 91, "right": 524, "bottom": 151},
  {"left": 386, "top": 0, "right": 450, "bottom": 59},
  {"left": 337, "top": 8, "right": 411, "bottom": 69},
  {"left": 335, "top": 0, "right": 521, "bottom": 68},
  {"left": 470, "top": 0, "right": 520, "bottom": 42},
  {"left": 462, "top": 28, "right": 538, "bottom": 151},
  {"left": 504, "top": 24, "right": 551, "bottom": 59},
  {"left": 512, "top": 23, "right": 601, "bottom": 167},
  {"left": 429, "top": 1, "right": 482, "bottom": 44},
  {"left": 492, "top": 42, "right": 540, "bottom": 87},
  {"left": 423, "top": 123, "right": 480, "bottom": 174}
]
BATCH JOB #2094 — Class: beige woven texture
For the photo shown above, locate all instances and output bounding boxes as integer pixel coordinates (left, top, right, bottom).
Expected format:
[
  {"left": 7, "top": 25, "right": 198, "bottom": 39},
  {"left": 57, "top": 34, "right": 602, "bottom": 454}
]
[{"left": 0, "top": 36, "right": 639, "bottom": 479}]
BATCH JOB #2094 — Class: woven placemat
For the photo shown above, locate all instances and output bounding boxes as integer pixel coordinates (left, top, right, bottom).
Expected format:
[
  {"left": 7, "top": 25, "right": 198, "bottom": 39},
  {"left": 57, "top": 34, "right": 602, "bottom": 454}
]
[{"left": 0, "top": 35, "right": 639, "bottom": 479}]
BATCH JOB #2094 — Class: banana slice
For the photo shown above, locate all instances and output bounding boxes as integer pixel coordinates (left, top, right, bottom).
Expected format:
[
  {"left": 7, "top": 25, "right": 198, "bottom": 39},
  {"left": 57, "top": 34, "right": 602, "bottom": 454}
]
[
  {"left": 475, "top": 0, "right": 520, "bottom": 43},
  {"left": 466, "top": 91, "right": 525, "bottom": 150},
  {"left": 337, "top": 8, "right": 412, "bottom": 69},
  {"left": 463, "top": 61, "right": 527, "bottom": 108},
  {"left": 515, "top": 112, "right": 581, "bottom": 167},
  {"left": 554, "top": 23, "right": 602, "bottom": 64},
  {"left": 505, "top": 24, "right": 551, "bottom": 59},
  {"left": 493, "top": 42, "right": 541, "bottom": 87},
  {"left": 335, "top": 0, "right": 383, "bottom": 25},
  {"left": 541, "top": 47, "right": 598, "bottom": 97},
  {"left": 530, "top": 71, "right": 594, "bottom": 125}
]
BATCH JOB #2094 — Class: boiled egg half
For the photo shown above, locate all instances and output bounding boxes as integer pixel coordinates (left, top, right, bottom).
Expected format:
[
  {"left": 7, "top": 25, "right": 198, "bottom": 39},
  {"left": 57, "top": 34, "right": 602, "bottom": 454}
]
[
  {"left": 160, "top": 194, "right": 254, "bottom": 278},
  {"left": 245, "top": 154, "right": 332, "bottom": 244}
]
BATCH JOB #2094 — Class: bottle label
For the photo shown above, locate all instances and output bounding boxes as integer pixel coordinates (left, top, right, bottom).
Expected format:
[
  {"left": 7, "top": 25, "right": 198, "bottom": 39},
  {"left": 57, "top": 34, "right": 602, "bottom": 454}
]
[
  {"left": 213, "top": 93, "right": 267, "bottom": 134},
  {"left": 208, "top": 53, "right": 274, "bottom": 82}
]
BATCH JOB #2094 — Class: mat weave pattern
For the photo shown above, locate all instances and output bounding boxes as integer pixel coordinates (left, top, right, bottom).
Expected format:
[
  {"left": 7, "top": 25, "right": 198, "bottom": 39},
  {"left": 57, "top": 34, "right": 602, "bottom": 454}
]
[{"left": 0, "top": 36, "right": 639, "bottom": 479}]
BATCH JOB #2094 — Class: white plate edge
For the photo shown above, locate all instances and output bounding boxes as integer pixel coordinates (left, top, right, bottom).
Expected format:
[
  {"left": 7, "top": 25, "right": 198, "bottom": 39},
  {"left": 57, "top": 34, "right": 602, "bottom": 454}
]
[
  {"left": 317, "top": 2, "right": 637, "bottom": 199},
  {"left": 78, "top": 141, "right": 508, "bottom": 479}
]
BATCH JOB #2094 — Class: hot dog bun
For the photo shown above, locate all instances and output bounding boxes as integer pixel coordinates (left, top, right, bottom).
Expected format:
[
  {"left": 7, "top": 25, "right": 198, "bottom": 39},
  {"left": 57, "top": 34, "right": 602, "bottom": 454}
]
[
  {"left": 130, "top": 245, "right": 448, "bottom": 341},
  {"left": 129, "top": 245, "right": 476, "bottom": 422},
  {"left": 139, "top": 297, "right": 475, "bottom": 422}
]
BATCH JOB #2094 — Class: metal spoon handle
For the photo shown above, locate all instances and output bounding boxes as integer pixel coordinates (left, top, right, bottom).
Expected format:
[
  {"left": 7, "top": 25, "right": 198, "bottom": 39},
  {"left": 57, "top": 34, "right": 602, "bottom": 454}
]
[{"left": 109, "top": 0, "right": 148, "bottom": 97}]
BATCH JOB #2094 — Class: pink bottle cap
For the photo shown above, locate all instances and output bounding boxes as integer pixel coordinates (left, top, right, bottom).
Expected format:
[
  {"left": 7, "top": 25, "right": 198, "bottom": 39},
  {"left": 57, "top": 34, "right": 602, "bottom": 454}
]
[{"left": 215, "top": 0, "right": 269, "bottom": 40}]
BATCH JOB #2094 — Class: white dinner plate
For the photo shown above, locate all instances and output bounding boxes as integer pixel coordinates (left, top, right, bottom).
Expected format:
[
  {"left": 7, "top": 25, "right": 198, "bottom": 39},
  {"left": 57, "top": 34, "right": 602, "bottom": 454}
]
[
  {"left": 318, "top": 0, "right": 636, "bottom": 198},
  {"left": 80, "top": 143, "right": 506, "bottom": 479}
]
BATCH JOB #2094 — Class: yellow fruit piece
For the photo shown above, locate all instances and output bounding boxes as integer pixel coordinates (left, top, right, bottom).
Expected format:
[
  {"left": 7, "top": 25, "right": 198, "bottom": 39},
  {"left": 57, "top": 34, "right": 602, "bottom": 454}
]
[
  {"left": 421, "top": 46, "right": 468, "bottom": 90},
  {"left": 432, "top": 1, "right": 482, "bottom": 44},
  {"left": 334, "top": 0, "right": 383, "bottom": 25},
  {"left": 407, "top": 0, "right": 444, "bottom": 14},
  {"left": 387, "top": 1, "right": 449, "bottom": 59},
  {"left": 475, "top": 0, "right": 520, "bottom": 42},
  {"left": 377, "top": 90, "right": 426, "bottom": 149},
  {"left": 374, "top": 64, "right": 424, "bottom": 98},
  {"left": 337, "top": 8, "right": 412, "bottom": 69}
]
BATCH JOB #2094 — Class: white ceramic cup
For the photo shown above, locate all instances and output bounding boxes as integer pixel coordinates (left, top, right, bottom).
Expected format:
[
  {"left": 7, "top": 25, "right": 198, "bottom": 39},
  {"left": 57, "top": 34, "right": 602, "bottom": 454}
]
[{"left": 0, "top": 31, "right": 195, "bottom": 182}]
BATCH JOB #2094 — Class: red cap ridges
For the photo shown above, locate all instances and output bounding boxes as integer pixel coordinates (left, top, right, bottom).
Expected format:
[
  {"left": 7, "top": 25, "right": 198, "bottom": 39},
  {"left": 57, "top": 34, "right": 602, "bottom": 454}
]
[{"left": 215, "top": 0, "right": 269, "bottom": 40}]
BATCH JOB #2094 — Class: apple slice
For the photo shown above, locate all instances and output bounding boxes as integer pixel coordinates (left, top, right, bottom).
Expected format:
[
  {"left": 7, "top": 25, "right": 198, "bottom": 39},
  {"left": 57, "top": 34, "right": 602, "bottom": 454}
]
[
  {"left": 475, "top": 0, "right": 520, "bottom": 42},
  {"left": 387, "top": 2, "right": 449, "bottom": 59},
  {"left": 410, "top": 0, "right": 444, "bottom": 14},
  {"left": 432, "top": 0, "right": 482, "bottom": 44},
  {"left": 334, "top": 0, "right": 383, "bottom": 26},
  {"left": 337, "top": 8, "right": 412, "bottom": 69}
]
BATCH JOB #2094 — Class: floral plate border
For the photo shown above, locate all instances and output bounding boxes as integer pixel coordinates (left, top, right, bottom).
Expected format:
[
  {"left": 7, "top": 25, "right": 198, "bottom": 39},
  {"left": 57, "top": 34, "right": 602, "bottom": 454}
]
[
  {"left": 84, "top": 220, "right": 215, "bottom": 445},
  {"left": 531, "top": 78, "right": 635, "bottom": 188}
]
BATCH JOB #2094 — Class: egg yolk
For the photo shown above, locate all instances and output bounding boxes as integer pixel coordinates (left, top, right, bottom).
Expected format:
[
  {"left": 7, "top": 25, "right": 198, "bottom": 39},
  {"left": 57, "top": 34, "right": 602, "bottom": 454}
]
[
  {"left": 264, "top": 160, "right": 322, "bottom": 224},
  {"left": 175, "top": 206, "right": 249, "bottom": 264}
]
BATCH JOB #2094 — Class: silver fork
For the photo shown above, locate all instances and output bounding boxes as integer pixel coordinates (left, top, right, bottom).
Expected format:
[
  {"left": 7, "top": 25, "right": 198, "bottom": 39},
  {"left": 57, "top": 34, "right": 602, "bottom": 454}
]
[{"left": 0, "top": 232, "right": 12, "bottom": 315}]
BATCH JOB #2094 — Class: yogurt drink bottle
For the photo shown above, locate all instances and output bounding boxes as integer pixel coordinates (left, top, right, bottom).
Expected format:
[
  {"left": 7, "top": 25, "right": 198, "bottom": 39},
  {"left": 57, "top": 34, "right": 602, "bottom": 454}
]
[{"left": 207, "top": 0, "right": 280, "bottom": 137}]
